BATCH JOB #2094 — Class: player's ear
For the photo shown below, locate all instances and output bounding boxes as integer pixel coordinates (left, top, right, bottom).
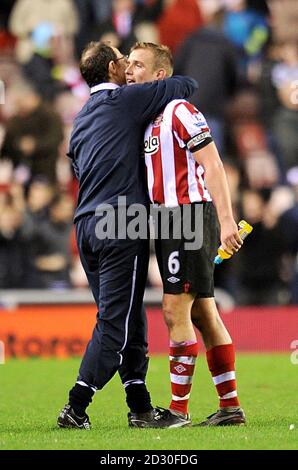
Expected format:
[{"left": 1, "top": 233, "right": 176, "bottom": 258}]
[{"left": 156, "top": 69, "right": 167, "bottom": 80}]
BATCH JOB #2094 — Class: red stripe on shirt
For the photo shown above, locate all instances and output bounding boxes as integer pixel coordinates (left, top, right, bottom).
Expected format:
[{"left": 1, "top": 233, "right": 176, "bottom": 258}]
[
  {"left": 195, "top": 162, "right": 206, "bottom": 201},
  {"left": 172, "top": 109, "right": 191, "bottom": 204},
  {"left": 151, "top": 125, "right": 165, "bottom": 204}
]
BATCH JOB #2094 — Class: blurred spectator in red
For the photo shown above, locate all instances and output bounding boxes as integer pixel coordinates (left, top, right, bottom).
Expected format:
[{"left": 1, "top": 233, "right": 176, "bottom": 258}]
[
  {"left": 0, "top": 159, "right": 13, "bottom": 194},
  {"left": 112, "top": 0, "right": 137, "bottom": 38},
  {"left": 158, "top": 0, "right": 203, "bottom": 54},
  {"left": 0, "top": 82, "right": 64, "bottom": 183},
  {"left": 175, "top": 0, "right": 238, "bottom": 154},
  {"left": 9, "top": 0, "right": 78, "bottom": 64}
]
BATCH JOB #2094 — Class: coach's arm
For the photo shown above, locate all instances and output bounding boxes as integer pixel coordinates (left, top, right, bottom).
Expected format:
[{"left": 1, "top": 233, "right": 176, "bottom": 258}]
[{"left": 122, "top": 76, "right": 198, "bottom": 123}]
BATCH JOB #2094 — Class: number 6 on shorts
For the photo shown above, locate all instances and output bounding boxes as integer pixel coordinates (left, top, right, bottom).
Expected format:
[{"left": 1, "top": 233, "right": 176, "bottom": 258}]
[{"left": 168, "top": 251, "right": 180, "bottom": 275}]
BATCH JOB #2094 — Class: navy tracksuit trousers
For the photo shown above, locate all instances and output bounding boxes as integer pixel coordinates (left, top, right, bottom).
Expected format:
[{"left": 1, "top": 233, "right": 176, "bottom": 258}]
[{"left": 75, "top": 213, "right": 149, "bottom": 390}]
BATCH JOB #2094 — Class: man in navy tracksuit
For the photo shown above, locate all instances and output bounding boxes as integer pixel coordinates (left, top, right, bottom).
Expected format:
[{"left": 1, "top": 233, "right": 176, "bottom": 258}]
[{"left": 57, "top": 42, "right": 197, "bottom": 429}]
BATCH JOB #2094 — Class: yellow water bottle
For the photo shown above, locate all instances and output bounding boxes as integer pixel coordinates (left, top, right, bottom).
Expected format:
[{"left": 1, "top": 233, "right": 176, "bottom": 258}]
[{"left": 214, "top": 220, "right": 253, "bottom": 265}]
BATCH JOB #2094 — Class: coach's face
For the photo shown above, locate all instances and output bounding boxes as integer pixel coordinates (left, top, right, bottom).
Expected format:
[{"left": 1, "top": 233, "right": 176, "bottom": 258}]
[{"left": 125, "top": 49, "right": 164, "bottom": 84}]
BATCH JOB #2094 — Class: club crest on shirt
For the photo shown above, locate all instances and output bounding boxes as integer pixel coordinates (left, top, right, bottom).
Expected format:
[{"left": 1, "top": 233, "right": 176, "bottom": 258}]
[
  {"left": 194, "top": 112, "right": 207, "bottom": 127},
  {"left": 144, "top": 135, "right": 159, "bottom": 154}
]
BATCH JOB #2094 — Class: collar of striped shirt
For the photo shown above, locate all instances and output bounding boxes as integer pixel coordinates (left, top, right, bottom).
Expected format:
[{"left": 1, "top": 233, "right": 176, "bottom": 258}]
[{"left": 90, "top": 83, "right": 120, "bottom": 94}]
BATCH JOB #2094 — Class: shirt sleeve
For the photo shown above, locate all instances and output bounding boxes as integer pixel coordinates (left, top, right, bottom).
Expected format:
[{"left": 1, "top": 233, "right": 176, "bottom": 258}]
[{"left": 172, "top": 102, "right": 213, "bottom": 153}]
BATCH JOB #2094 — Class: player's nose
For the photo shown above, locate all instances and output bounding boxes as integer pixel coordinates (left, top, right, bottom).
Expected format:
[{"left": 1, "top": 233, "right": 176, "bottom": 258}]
[{"left": 125, "top": 63, "right": 132, "bottom": 74}]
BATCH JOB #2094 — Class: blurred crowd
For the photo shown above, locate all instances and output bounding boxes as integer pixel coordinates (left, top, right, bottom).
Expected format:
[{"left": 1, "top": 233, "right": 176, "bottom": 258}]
[{"left": 0, "top": 0, "right": 297, "bottom": 304}]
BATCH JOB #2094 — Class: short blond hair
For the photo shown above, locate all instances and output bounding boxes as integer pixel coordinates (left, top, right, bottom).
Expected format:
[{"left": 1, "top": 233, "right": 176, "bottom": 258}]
[{"left": 130, "top": 42, "right": 174, "bottom": 77}]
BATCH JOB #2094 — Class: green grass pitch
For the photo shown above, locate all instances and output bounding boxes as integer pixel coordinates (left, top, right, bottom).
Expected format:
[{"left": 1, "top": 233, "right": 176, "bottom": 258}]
[{"left": 1, "top": 354, "right": 298, "bottom": 450}]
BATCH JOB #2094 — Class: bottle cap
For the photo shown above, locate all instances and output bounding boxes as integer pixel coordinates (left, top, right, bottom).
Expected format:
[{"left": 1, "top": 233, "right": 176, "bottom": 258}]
[{"left": 214, "top": 255, "right": 223, "bottom": 265}]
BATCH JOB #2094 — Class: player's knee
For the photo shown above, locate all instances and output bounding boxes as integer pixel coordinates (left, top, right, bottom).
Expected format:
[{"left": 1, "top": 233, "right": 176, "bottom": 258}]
[
  {"left": 162, "top": 299, "right": 180, "bottom": 330},
  {"left": 162, "top": 306, "right": 176, "bottom": 329},
  {"left": 162, "top": 295, "right": 192, "bottom": 330}
]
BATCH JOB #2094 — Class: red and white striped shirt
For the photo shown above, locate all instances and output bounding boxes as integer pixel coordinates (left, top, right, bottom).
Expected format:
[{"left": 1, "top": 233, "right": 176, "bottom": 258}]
[{"left": 144, "top": 99, "right": 213, "bottom": 207}]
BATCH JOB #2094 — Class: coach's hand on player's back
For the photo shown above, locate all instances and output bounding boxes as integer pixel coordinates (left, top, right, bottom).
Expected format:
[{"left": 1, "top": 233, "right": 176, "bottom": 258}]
[{"left": 220, "top": 216, "right": 243, "bottom": 255}]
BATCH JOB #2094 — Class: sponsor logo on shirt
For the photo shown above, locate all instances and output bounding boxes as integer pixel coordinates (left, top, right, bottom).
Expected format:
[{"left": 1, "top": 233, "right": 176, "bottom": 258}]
[
  {"left": 144, "top": 136, "right": 160, "bottom": 154},
  {"left": 167, "top": 276, "right": 180, "bottom": 284}
]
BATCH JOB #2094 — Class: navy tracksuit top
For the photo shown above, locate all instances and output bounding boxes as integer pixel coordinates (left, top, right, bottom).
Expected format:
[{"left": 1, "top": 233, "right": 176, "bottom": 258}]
[{"left": 68, "top": 77, "right": 198, "bottom": 223}]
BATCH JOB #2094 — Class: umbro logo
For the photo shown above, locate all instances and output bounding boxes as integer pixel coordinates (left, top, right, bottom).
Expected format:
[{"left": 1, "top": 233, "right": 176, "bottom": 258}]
[
  {"left": 174, "top": 364, "right": 187, "bottom": 374},
  {"left": 167, "top": 276, "right": 180, "bottom": 284}
]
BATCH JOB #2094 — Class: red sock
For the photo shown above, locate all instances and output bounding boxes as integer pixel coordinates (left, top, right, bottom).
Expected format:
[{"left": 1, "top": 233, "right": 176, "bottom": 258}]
[
  {"left": 206, "top": 344, "right": 240, "bottom": 408},
  {"left": 169, "top": 342, "right": 199, "bottom": 416}
]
